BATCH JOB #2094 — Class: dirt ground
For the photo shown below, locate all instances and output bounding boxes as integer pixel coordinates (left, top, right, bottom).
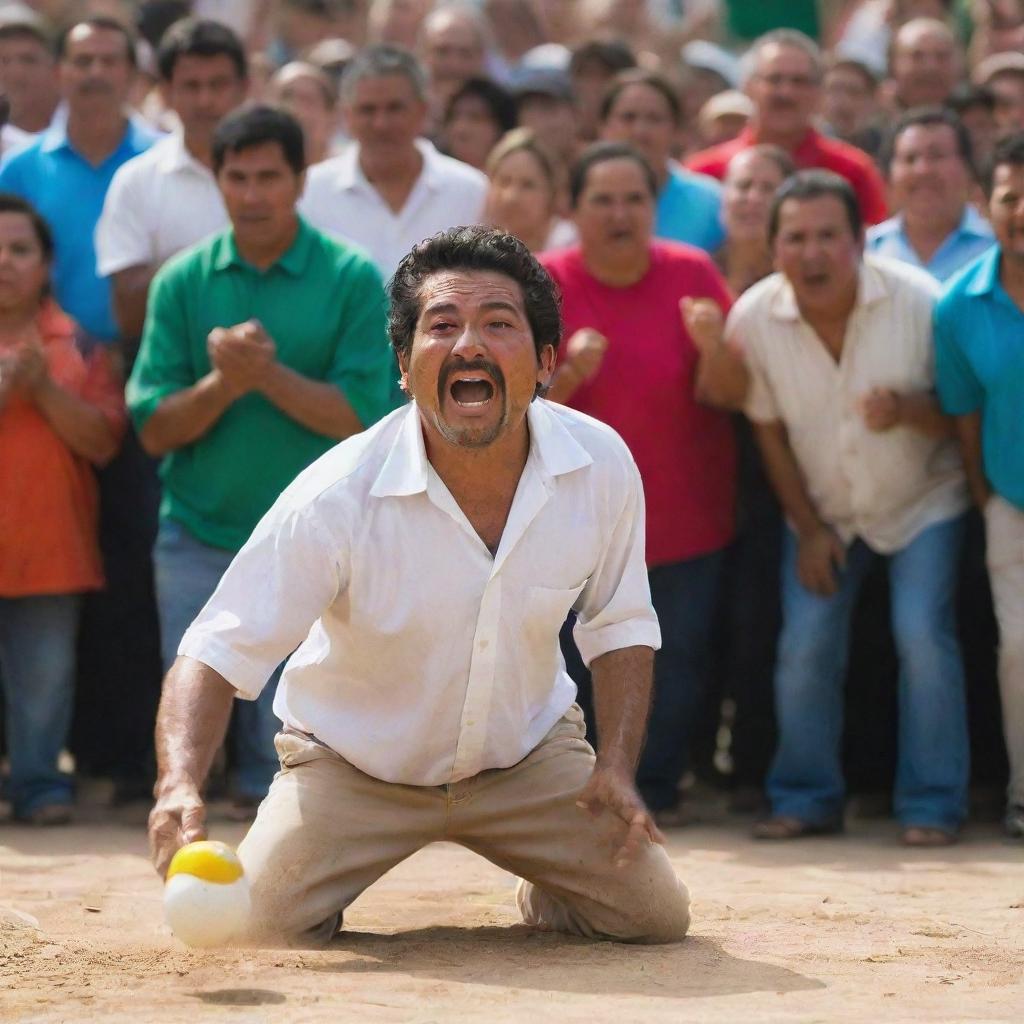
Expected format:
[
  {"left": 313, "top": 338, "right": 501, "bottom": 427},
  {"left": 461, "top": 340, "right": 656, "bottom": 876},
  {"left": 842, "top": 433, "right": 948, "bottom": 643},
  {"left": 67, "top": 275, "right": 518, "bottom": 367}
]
[{"left": 2, "top": 799, "right": 1022, "bottom": 1024}]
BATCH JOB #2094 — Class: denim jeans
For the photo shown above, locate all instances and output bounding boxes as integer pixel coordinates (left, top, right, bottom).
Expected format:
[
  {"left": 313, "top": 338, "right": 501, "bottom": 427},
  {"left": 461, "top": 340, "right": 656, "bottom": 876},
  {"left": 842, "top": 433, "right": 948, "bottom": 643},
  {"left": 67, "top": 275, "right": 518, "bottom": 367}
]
[
  {"left": 0, "top": 594, "right": 80, "bottom": 818},
  {"left": 768, "top": 516, "right": 969, "bottom": 830},
  {"left": 154, "top": 519, "right": 281, "bottom": 800}
]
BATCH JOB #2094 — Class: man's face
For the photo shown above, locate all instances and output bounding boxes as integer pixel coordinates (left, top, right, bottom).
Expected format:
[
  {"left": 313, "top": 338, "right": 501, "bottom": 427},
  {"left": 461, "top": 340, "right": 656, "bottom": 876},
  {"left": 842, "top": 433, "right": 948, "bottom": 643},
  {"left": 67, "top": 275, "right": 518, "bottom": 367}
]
[
  {"left": 988, "top": 163, "right": 1024, "bottom": 265},
  {"left": 772, "top": 194, "right": 862, "bottom": 316},
  {"left": 400, "top": 269, "right": 554, "bottom": 450},
  {"left": 990, "top": 72, "right": 1024, "bottom": 139},
  {"left": 822, "top": 65, "right": 875, "bottom": 137},
  {"left": 59, "top": 23, "right": 133, "bottom": 114},
  {"left": 343, "top": 73, "right": 426, "bottom": 157},
  {"left": 165, "top": 53, "right": 246, "bottom": 143},
  {"left": 600, "top": 82, "right": 676, "bottom": 173},
  {"left": 421, "top": 15, "right": 484, "bottom": 94},
  {"left": 722, "top": 150, "right": 787, "bottom": 244},
  {"left": 516, "top": 93, "right": 576, "bottom": 160},
  {"left": 573, "top": 156, "right": 654, "bottom": 262},
  {"left": 746, "top": 43, "right": 820, "bottom": 140},
  {"left": 0, "top": 33, "right": 56, "bottom": 114},
  {"left": 888, "top": 123, "right": 971, "bottom": 223},
  {"left": 891, "top": 24, "right": 958, "bottom": 108},
  {"left": 216, "top": 141, "right": 304, "bottom": 250}
]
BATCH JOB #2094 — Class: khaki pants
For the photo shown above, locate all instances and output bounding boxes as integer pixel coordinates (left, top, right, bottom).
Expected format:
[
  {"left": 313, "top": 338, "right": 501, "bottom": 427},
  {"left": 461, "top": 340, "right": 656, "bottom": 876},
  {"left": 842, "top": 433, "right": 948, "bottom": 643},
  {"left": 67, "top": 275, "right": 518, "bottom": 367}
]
[
  {"left": 985, "top": 497, "right": 1024, "bottom": 806},
  {"left": 236, "top": 706, "right": 690, "bottom": 947}
]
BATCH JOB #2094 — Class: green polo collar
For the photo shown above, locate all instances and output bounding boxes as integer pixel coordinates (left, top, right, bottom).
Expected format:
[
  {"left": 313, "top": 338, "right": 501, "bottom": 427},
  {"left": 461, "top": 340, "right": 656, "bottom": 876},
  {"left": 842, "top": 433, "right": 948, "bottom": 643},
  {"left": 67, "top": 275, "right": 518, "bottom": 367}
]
[{"left": 210, "top": 215, "right": 315, "bottom": 277}]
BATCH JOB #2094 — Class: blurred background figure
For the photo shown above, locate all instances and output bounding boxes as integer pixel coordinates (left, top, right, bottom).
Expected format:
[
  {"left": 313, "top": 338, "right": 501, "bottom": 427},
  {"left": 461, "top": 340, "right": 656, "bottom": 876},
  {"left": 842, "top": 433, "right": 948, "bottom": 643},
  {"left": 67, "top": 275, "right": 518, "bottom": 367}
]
[
  {"left": 886, "top": 17, "right": 961, "bottom": 111},
  {"left": 370, "top": 0, "right": 432, "bottom": 50},
  {"left": 418, "top": 3, "right": 488, "bottom": 129},
  {"left": 269, "top": 59, "right": 341, "bottom": 164},
  {"left": 0, "top": 8, "right": 59, "bottom": 135},
  {"left": 821, "top": 55, "right": 882, "bottom": 159},
  {"left": 512, "top": 65, "right": 579, "bottom": 168},
  {"left": 973, "top": 51, "right": 1024, "bottom": 140},
  {"left": 267, "top": 0, "right": 367, "bottom": 66},
  {"left": 483, "top": 0, "right": 549, "bottom": 85},
  {"left": 680, "top": 39, "right": 742, "bottom": 137},
  {"left": 440, "top": 75, "right": 516, "bottom": 170},
  {"left": 568, "top": 37, "right": 637, "bottom": 145},
  {"left": 697, "top": 89, "right": 753, "bottom": 148},
  {"left": 948, "top": 82, "right": 997, "bottom": 173}
]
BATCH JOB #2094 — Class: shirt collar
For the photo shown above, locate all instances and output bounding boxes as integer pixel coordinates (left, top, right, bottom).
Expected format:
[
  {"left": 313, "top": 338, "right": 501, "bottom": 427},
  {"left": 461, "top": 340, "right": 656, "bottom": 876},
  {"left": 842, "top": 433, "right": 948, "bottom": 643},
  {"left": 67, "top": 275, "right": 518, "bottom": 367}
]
[
  {"left": 39, "top": 115, "right": 152, "bottom": 159},
  {"left": 770, "top": 258, "right": 891, "bottom": 322},
  {"left": 370, "top": 400, "right": 593, "bottom": 499},
  {"left": 965, "top": 244, "right": 1003, "bottom": 297},
  {"left": 887, "top": 204, "right": 992, "bottom": 244},
  {"left": 158, "top": 131, "right": 212, "bottom": 176},
  {"left": 333, "top": 137, "right": 439, "bottom": 193},
  {"left": 740, "top": 122, "right": 819, "bottom": 158},
  {"left": 210, "top": 216, "right": 315, "bottom": 276}
]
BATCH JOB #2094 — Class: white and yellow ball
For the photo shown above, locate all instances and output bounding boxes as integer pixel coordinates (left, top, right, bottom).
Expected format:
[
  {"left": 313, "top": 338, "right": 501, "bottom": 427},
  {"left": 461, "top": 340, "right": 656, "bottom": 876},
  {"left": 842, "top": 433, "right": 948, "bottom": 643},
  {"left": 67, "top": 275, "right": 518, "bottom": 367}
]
[{"left": 163, "top": 840, "right": 251, "bottom": 948}]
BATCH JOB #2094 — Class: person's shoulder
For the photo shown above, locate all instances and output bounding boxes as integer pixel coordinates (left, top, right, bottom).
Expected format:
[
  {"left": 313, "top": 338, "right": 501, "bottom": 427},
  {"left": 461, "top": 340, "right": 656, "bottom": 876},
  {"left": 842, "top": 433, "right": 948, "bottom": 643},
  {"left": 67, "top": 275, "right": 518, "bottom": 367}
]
[
  {"left": 152, "top": 227, "right": 227, "bottom": 287},
  {"left": 866, "top": 253, "right": 941, "bottom": 301},
  {"left": 426, "top": 145, "right": 488, "bottom": 190},
  {"left": 305, "top": 221, "right": 382, "bottom": 281},
  {"left": 651, "top": 239, "right": 721, "bottom": 278},
  {"left": 668, "top": 163, "right": 722, "bottom": 199},
  {"left": 865, "top": 214, "right": 900, "bottom": 247},
  {"left": 814, "top": 132, "right": 877, "bottom": 176},
  {"left": 540, "top": 401, "right": 637, "bottom": 476},
  {"left": 937, "top": 247, "right": 997, "bottom": 313},
  {"left": 727, "top": 272, "right": 786, "bottom": 340},
  {"left": 0, "top": 136, "right": 43, "bottom": 177}
]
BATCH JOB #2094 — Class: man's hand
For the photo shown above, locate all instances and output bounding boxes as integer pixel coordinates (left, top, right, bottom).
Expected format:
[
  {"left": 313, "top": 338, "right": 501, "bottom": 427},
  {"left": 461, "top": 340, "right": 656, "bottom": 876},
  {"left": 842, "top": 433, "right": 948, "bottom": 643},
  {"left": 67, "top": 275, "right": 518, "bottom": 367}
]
[
  {"left": 564, "top": 327, "right": 609, "bottom": 382},
  {"left": 576, "top": 761, "right": 665, "bottom": 869},
  {"left": 797, "top": 524, "right": 847, "bottom": 596},
  {"left": 680, "top": 296, "right": 724, "bottom": 354},
  {"left": 207, "top": 320, "right": 277, "bottom": 395},
  {"left": 149, "top": 777, "right": 208, "bottom": 878},
  {"left": 861, "top": 387, "right": 903, "bottom": 432}
]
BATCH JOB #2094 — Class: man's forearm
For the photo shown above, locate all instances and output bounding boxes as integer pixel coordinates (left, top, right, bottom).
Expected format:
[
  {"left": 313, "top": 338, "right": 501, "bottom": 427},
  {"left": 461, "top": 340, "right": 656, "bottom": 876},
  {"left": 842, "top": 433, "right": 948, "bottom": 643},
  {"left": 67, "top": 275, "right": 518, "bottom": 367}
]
[
  {"left": 33, "top": 378, "right": 120, "bottom": 465},
  {"left": 954, "top": 412, "right": 991, "bottom": 508},
  {"left": 753, "top": 420, "right": 822, "bottom": 536},
  {"left": 139, "top": 371, "right": 235, "bottom": 456},
  {"left": 589, "top": 645, "right": 655, "bottom": 771},
  {"left": 897, "top": 391, "right": 954, "bottom": 439},
  {"left": 695, "top": 342, "right": 750, "bottom": 410},
  {"left": 112, "top": 264, "right": 156, "bottom": 341},
  {"left": 258, "top": 363, "right": 363, "bottom": 439}
]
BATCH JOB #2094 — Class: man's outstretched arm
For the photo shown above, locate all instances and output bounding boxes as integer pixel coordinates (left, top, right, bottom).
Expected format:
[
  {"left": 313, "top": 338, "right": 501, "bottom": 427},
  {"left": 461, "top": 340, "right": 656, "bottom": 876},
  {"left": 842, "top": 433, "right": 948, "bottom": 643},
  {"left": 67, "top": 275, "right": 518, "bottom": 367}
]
[{"left": 148, "top": 657, "right": 236, "bottom": 877}]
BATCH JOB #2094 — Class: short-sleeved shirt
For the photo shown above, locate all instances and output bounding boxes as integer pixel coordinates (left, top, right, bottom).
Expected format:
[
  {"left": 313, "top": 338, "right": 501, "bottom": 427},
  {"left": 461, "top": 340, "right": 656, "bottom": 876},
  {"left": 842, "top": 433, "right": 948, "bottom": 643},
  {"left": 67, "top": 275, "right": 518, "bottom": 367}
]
[
  {"left": 686, "top": 124, "right": 888, "bottom": 226},
  {"left": 734, "top": 256, "right": 966, "bottom": 553},
  {"left": 867, "top": 206, "right": 995, "bottom": 283},
  {"left": 934, "top": 246, "right": 1024, "bottom": 510},
  {"left": 0, "top": 118, "right": 160, "bottom": 342},
  {"left": 95, "top": 132, "right": 228, "bottom": 278},
  {"left": 0, "top": 301, "right": 126, "bottom": 596},
  {"left": 127, "top": 218, "right": 398, "bottom": 551},
  {"left": 540, "top": 242, "right": 736, "bottom": 567},
  {"left": 655, "top": 163, "right": 725, "bottom": 253}
]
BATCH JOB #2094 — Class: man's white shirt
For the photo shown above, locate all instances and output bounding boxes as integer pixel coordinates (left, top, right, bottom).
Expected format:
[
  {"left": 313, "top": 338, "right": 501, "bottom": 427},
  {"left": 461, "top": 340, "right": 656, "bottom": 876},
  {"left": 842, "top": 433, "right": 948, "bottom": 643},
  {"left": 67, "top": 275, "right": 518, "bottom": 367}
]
[
  {"left": 179, "top": 400, "right": 660, "bottom": 786},
  {"left": 95, "top": 131, "right": 228, "bottom": 277},
  {"left": 299, "top": 138, "right": 488, "bottom": 280},
  {"left": 729, "top": 255, "right": 967, "bottom": 553}
]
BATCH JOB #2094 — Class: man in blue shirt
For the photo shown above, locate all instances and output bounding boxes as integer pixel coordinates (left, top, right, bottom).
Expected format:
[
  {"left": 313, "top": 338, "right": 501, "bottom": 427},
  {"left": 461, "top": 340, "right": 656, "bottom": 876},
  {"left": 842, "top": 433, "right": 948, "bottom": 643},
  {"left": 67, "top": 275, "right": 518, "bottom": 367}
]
[
  {"left": 868, "top": 108, "right": 993, "bottom": 283},
  {"left": 0, "top": 16, "right": 159, "bottom": 342},
  {"left": 934, "top": 133, "right": 1024, "bottom": 840}
]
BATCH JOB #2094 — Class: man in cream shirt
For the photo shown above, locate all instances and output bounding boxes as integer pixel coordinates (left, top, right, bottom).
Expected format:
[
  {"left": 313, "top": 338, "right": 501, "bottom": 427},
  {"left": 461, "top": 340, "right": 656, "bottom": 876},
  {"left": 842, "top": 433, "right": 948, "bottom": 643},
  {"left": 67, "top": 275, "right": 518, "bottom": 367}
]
[
  {"left": 705, "top": 170, "right": 968, "bottom": 846},
  {"left": 147, "top": 226, "right": 689, "bottom": 948}
]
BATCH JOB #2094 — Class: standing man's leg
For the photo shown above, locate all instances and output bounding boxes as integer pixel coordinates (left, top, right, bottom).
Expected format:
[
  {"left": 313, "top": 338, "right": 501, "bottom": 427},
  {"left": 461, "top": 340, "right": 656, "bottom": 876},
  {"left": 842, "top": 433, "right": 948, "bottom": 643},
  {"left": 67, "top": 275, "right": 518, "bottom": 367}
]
[{"left": 888, "top": 515, "right": 969, "bottom": 836}]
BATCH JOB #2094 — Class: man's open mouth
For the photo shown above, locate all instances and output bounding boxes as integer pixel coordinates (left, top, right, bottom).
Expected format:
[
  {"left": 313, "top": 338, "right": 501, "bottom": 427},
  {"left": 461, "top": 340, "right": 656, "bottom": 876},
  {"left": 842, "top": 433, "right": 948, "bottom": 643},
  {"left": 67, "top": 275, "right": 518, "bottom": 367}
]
[{"left": 449, "top": 376, "right": 496, "bottom": 407}]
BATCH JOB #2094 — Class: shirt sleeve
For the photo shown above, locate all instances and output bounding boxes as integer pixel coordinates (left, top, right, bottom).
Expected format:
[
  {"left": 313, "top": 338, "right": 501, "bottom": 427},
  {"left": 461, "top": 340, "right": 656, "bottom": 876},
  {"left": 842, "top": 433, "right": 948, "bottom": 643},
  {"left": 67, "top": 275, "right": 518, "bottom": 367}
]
[
  {"left": 80, "top": 344, "right": 128, "bottom": 438},
  {"left": 852, "top": 158, "right": 889, "bottom": 226},
  {"left": 572, "top": 446, "right": 661, "bottom": 666},
  {"left": 178, "top": 497, "right": 347, "bottom": 698},
  {"left": 728, "top": 305, "right": 780, "bottom": 423},
  {"left": 933, "top": 299, "right": 983, "bottom": 415},
  {"left": 95, "top": 163, "right": 153, "bottom": 277}
]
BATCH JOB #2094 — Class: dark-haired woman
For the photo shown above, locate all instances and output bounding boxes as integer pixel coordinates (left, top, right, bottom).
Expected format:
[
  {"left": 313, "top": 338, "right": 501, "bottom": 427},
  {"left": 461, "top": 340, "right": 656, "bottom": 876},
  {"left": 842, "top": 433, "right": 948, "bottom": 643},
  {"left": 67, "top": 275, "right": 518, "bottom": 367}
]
[{"left": 441, "top": 76, "right": 518, "bottom": 170}]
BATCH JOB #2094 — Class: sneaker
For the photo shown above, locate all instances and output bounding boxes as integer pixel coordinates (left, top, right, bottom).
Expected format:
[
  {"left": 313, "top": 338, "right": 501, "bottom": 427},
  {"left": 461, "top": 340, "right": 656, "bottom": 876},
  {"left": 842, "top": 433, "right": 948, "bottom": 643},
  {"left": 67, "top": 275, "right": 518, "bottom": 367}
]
[{"left": 1004, "top": 804, "right": 1024, "bottom": 839}]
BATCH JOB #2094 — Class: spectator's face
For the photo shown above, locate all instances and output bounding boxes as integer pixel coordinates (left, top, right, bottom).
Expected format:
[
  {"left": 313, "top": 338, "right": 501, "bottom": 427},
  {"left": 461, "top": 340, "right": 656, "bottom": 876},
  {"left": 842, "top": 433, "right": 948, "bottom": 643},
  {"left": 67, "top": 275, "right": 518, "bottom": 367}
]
[
  {"left": 989, "top": 72, "right": 1024, "bottom": 138},
  {"left": 988, "top": 163, "right": 1024, "bottom": 265},
  {"left": 600, "top": 82, "right": 676, "bottom": 176},
  {"left": 723, "top": 150, "right": 786, "bottom": 245},
  {"left": 772, "top": 195, "right": 862, "bottom": 317},
  {"left": 165, "top": 53, "right": 247, "bottom": 142},
  {"left": 270, "top": 70, "right": 337, "bottom": 162},
  {"left": 421, "top": 16, "right": 484, "bottom": 95},
  {"left": 822, "top": 65, "right": 875, "bottom": 137},
  {"left": 372, "top": 0, "right": 432, "bottom": 50},
  {"left": 0, "top": 211, "right": 48, "bottom": 311},
  {"left": 216, "top": 141, "right": 304, "bottom": 249},
  {"left": 571, "top": 58, "right": 616, "bottom": 142},
  {"left": 60, "top": 23, "right": 133, "bottom": 113},
  {"left": 344, "top": 73, "right": 427, "bottom": 156},
  {"left": 747, "top": 44, "right": 821, "bottom": 140},
  {"left": 485, "top": 148, "right": 555, "bottom": 244},
  {"left": 516, "top": 93, "right": 576, "bottom": 161},
  {"left": 959, "top": 102, "right": 996, "bottom": 173},
  {"left": 888, "top": 123, "right": 971, "bottom": 223},
  {"left": 399, "top": 269, "right": 553, "bottom": 450},
  {"left": 444, "top": 92, "right": 503, "bottom": 169},
  {"left": 0, "top": 33, "right": 56, "bottom": 116},
  {"left": 573, "top": 157, "right": 654, "bottom": 263},
  {"left": 891, "top": 25, "right": 958, "bottom": 108}
]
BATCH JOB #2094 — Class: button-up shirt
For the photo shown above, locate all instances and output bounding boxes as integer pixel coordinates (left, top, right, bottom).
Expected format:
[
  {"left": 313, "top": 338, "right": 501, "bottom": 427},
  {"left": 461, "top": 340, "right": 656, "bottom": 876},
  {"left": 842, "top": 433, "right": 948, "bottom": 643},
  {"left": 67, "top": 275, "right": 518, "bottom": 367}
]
[
  {"left": 866, "top": 205, "right": 994, "bottom": 283},
  {"left": 179, "top": 400, "right": 661, "bottom": 785},
  {"left": 0, "top": 117, "right": 159, "bottom": 341},
  {"left": 731, "top": 256, "right": 966, "bottom": 552},
  {"left": 935, "top": 245, "right": 1024, "bottom": 510},
  {"left": 299, "top": 138, "right": 488, "bottom": 280},
  {"left": 95, "top": 131, "right": 228, "bottom": 277}
]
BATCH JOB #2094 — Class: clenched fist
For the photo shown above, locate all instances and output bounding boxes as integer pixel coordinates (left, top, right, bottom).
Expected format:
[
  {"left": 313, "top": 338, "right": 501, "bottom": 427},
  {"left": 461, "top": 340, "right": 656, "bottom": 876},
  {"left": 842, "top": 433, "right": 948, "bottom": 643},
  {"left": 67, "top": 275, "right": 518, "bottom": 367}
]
[{"left": 680, "top": 296, "right": 725, "bottom": 354}]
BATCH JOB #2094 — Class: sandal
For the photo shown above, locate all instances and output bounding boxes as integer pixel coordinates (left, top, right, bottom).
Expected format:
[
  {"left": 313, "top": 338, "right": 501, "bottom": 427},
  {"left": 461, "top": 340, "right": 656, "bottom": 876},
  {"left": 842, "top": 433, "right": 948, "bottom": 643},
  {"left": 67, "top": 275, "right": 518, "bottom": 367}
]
[
  {"left": 752, "top": 815, "right": 842, "bottom": 840},
  {"left": 902, "top": 826, "right": 957, "bottom": 847}
]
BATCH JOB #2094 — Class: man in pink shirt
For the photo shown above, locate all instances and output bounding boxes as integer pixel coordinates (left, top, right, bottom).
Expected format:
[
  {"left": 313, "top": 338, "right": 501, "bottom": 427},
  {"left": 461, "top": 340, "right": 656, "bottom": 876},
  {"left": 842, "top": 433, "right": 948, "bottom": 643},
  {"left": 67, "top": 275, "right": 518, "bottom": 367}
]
[{"left": 541, "top": 142, "right": 736, "bottom": 824}]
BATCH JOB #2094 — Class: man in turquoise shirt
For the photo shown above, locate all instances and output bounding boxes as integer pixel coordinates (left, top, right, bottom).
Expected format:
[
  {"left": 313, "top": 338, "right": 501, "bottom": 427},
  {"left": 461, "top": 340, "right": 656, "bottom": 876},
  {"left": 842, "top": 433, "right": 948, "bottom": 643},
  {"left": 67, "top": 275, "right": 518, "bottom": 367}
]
[
  {"left": 935, "top": 133, "right": 1024, "bottom": 840},
  {"left": 129, "top": 105, "right": 398, "bottom": 807}
]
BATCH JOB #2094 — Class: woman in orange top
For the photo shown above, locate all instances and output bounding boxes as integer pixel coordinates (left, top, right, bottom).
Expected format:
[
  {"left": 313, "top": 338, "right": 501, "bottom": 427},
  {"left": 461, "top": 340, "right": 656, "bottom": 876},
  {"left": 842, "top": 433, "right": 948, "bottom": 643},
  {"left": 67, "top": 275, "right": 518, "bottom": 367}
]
[{"left": 0, "top": 193, "right": 124, "bottom": 824}]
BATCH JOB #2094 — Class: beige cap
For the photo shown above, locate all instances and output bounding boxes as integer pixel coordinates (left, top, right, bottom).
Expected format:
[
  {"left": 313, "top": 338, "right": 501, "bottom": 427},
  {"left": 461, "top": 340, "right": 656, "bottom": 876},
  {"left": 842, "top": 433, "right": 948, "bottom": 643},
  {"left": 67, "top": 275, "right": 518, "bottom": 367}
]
[
  {"left": 973, "top": 51, "right": 1024, "bottom": 86},
  {"left": 698, "top": 90, "right": 755, "bottom": 129}
]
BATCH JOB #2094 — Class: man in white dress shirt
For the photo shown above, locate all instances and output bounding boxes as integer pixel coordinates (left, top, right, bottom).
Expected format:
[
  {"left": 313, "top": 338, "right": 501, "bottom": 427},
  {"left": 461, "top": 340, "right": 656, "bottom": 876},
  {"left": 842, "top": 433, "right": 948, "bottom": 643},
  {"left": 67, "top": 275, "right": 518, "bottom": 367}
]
[
  {"left": 94, "top": 18, "right": 248, "bottom": 340},
  {"left": 300, "top": 44, "right": 487, "bottom": 280},
  {"left": 147, "top": 226, "right": 690, "bottom": 947}
]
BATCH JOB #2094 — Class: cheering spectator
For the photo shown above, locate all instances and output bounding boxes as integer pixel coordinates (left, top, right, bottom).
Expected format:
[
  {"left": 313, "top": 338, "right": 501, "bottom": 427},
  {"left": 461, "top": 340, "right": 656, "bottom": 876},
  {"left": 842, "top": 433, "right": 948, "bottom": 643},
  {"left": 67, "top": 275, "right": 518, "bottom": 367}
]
[
  {"left": 268, "top": 60, "right": 340, "bottom": 165},
  {"left": 0, "top": 11, "right": 58, "bottom": 135},
  {"left": 888, "top": 17, "right": 961, "bottom": 111},
  {"left": 440, "top": 76, "right": 516, "bottom": 170}
]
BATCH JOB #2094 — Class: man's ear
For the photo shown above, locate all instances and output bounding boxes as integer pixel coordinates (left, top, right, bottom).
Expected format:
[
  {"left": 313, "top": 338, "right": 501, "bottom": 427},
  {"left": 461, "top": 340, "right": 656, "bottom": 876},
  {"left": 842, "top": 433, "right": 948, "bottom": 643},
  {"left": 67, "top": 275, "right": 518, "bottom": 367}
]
[{"left": 537, "top": 343, "right": 556, "bottom": 386}]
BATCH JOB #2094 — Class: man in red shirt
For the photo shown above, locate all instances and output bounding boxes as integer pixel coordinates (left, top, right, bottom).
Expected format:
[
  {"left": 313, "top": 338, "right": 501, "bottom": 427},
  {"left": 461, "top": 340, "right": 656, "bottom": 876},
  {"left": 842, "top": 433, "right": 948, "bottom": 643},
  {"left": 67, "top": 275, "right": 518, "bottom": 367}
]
[
  {"left": 541, "top": 142, "right": 737, "bottom": 824},
  {"left": 686, "top": 29, "right": 888, "bottom": 226}
]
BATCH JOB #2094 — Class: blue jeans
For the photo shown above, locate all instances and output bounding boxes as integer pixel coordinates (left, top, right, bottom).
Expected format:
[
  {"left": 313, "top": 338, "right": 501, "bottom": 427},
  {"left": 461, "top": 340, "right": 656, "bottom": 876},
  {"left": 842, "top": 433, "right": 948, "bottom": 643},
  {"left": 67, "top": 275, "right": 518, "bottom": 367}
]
[
  {"left": 155, "top": 519, "right": 280, "bottom": 800},
  {"left": 768, "top": 516, "right": 969, "bottom": 830},
  {"left": 637, "top": 550, "right": 725, "bottom": 811},
  {"left": 0, "top": 594, "right": 80, "bottom": 818}
]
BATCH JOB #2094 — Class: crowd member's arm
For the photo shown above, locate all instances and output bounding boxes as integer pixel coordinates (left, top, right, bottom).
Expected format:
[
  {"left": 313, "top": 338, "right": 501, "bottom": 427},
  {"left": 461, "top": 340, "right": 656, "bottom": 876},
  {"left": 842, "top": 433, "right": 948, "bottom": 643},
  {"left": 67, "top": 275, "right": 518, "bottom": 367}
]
[
  {"left": 545, "top": 328, "right": 608, "bottom": 404},
  {"left": 955, "top": 412, "right": 991, "bottom": 509},
  {"left": 682, "top": 297, "right": 749, "bottom": 409},
  {"left": 860, "top": 387, "right": 954, "bottom": 439},
  {"left": 111, "top": 264, "right": 156, "bottom": 341}
]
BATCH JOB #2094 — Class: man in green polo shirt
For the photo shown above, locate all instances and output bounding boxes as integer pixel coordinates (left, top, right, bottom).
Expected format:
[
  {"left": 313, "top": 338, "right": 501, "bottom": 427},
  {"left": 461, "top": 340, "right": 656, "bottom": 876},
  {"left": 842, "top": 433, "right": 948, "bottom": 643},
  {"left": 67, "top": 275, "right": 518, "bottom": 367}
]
[{"left": 128, "top": 105, "right": 398, "bottom": 809}]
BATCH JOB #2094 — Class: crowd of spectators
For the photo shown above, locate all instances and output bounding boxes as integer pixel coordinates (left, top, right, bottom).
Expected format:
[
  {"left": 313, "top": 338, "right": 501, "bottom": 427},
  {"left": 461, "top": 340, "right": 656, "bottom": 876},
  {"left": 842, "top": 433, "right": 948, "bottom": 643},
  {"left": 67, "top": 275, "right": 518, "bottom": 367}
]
[{"left": 1, "top": 0, "right": 1024, "bottom": 847}]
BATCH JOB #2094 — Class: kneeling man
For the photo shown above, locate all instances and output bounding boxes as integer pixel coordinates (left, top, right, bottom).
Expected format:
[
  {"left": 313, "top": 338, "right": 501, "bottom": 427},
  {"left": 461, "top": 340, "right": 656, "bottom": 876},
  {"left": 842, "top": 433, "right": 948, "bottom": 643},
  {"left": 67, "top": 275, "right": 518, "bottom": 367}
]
[{"left": 147, "top": 226, "right": 689, "bottom": 947}]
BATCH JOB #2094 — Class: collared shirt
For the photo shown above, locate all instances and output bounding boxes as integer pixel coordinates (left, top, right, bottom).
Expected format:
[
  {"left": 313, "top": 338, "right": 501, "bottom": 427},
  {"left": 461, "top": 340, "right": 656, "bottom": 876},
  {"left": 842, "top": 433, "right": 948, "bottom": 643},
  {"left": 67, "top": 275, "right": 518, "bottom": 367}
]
[
  {"left": 95, "top": 132, "right": 227, "bottom": 277},
  {"left": 866, "top": 206, "right": 995, "bottom": 283},
  {"left": 127, "top": 217, "right": 398, "bottom": 551},
  {"left": 686, "top": 124, "right": 888, "bottom": 225},
  {"left": 935, "top": 246, "right": 1024, "bottom": 510},
  {"left": 179, "top": 400, "right": 661, "bottom": 786},
  {"left": 732, "top": 255, "right": 966, "bottom": 553},
  {"left": 655, "top": 163, "right": 725, "bottom": 253},
  {"left": 0, "top": 117, "right": 160, "bottom": 341},
  {"left": 299, "top": 138, "right": 488, "bottom": 279}
]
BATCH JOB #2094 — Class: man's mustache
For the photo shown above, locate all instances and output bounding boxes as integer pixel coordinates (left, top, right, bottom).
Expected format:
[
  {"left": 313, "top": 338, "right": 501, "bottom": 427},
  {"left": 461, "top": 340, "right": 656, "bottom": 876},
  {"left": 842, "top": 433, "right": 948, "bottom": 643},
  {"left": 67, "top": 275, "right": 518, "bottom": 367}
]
[{"left": 437, "top": 357, "right": 506, "bottom": 404}]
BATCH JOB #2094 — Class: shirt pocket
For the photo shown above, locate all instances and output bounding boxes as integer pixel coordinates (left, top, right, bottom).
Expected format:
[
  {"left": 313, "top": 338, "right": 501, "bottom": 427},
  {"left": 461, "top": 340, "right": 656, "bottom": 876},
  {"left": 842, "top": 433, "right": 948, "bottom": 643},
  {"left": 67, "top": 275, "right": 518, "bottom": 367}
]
[{"left": 522, "top": 580, "right": 589, "bottom": 655}]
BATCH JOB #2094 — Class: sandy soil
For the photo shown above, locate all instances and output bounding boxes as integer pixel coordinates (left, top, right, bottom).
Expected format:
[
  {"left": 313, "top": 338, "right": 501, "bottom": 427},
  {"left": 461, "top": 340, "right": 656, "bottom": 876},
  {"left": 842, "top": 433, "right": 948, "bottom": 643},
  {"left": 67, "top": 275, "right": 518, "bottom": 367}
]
[{"left": 2, "top": 806, "right": 1022, "bottom": 1024}]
